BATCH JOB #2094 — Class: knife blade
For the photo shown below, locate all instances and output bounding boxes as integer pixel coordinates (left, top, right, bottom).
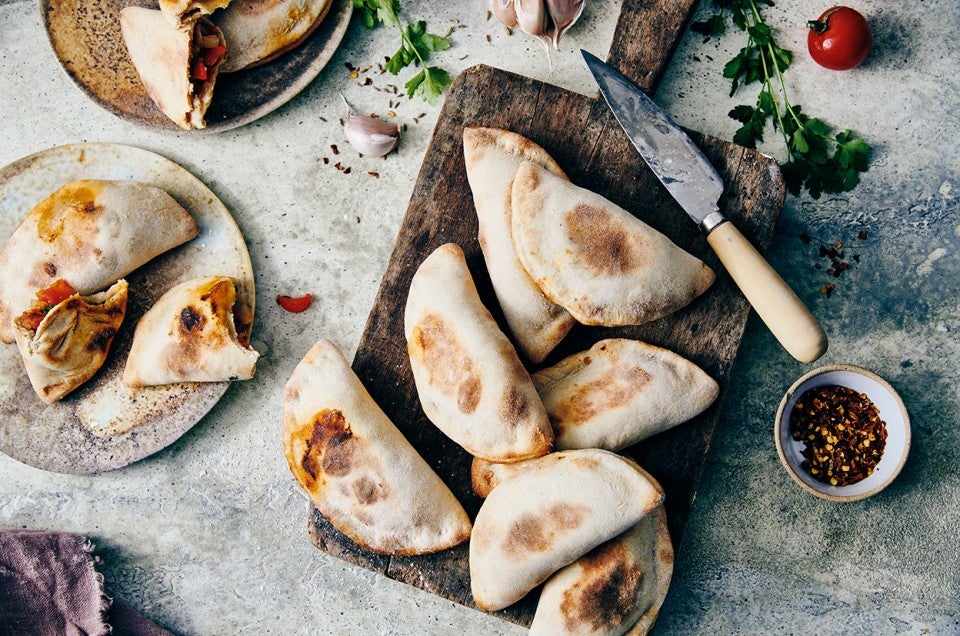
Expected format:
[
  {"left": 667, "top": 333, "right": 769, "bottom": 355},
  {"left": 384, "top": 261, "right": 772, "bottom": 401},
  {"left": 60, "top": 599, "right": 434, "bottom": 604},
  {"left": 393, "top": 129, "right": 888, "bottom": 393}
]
[{"left": 583, "top": 50, "right": 827, "bottom": 363}]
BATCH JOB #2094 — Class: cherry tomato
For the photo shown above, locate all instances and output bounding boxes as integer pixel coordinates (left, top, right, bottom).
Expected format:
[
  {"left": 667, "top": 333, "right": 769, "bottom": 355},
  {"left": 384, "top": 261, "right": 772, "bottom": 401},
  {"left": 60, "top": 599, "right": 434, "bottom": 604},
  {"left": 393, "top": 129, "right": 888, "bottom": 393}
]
[
  {"left": 807, "top": 6, "right": 872, "bottom": 71},
  {"left": 276, "top": 293, "right": 312, "bottom": 313}
]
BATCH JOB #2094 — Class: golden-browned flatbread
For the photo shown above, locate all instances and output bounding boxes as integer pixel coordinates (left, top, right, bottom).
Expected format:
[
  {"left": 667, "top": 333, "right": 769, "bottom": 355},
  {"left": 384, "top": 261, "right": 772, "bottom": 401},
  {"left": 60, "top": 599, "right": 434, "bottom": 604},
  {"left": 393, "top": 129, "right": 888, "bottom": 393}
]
[
  {"left": 530, "top": 504, "right": 674, "bottom": 636},
  {"left": 120, "top": 7, "right": 227, "bottom": 130},
  {"left": 404, "top": 243, "right": 553, "bottom": 463},
  {"left": 214, "top": 0, "right": 334, "bottom": 73},
  {"left": 0, "top": 179, "right": 198, "bottom": 345},
  {"left": 283, "top": 339, "right": 472, "bottom": 555},
  {"left": 462, "top": 127, "right": 575, "bottom": 363},
  {"left": 122, "top": 276, "right": 258, "bottom": 387},
  {"left": 511, "top": 161, "right": 715, "bottom": 326},
  {"left": 158, "top": 0, "right": 233, "bottom": 29},
  {"left": 469, "top": 449, "right": 664, "bottom": 612},
  {"left": 532, "top": 338, "right": 719, "bottom": 451},
  {"left": 13, "top": 280, "right": 128, "bottom": 404}
]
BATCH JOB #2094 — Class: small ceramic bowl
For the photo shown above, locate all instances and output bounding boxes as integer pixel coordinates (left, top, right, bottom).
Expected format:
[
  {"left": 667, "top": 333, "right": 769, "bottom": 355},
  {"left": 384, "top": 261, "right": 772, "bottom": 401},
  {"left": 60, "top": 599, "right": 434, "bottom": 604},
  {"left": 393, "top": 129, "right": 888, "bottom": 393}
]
[{"left": 775, "top": 364, "right": 910, "bottom": 502}]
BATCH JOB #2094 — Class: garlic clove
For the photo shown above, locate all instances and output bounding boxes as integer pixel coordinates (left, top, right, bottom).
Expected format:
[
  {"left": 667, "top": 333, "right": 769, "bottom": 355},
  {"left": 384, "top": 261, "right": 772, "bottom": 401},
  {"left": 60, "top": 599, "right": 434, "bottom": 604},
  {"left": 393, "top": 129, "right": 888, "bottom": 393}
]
[
  {"left": 489, "top": 0, "right": 517, "bottom": 28},
  {"left": 514, "top": 0, "right": 552, "bottom": 51},
  {"left": 343, "top": 111, "right": 400, "bottom": 158},
  {"left": 545, "top": 0, "right": 585, "bottom": 48}
]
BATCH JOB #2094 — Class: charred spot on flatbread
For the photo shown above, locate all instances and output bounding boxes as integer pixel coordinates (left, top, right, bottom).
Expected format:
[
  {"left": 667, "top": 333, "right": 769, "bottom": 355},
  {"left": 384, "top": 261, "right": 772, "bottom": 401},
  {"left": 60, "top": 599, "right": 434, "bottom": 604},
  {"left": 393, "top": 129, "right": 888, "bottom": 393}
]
[
  {"left": 559, "top": 542, "right": 643, "bottom": 633},
  {"left": 180, "top": 306, "right": 205, "bottom": 333},
  {"left": 566, "top": 203, "right": 650, "bottom": 276},
  {"left": 504, "top": 503, "right": 589, "bottom": 557},
  {"left": 554, "top": 365, "right": 653, "bottom": 428},
  {"left": 300, "top": 408, "right": 352, "bottom": 485},
  {"left": 410, "top": 312, "right": 483, "bottom": 415}
]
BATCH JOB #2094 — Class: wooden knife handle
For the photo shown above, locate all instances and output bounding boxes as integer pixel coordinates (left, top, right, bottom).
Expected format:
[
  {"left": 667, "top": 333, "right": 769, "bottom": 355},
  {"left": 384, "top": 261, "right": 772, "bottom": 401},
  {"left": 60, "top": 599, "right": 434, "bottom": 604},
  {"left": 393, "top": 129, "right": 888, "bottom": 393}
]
[{"left": 706, "top": 221, "right": 828, "bottom": 363}]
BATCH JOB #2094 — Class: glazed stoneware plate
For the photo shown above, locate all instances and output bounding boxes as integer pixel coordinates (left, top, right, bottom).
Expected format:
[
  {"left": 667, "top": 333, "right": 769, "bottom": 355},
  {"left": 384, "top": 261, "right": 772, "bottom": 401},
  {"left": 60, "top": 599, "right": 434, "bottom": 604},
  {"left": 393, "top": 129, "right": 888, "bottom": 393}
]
[
  {"left": 0, "top": 143, "right": 255, "bottom": 474},
  {"left": 40, "top": 0, "right": 353, "bottom": 132},
  {"left": 775, "top": 364, "right": 911, "bottom": 502}
]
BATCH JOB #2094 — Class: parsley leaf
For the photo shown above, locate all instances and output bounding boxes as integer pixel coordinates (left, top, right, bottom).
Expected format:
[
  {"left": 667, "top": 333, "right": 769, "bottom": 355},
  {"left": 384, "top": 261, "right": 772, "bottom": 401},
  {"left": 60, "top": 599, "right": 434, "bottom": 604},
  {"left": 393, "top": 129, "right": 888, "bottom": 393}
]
[
  {"left": 352, "top": 0, "right": 453, "bottom": 102},
  {"left": 696, "top": 0, "right": 871, "bottom": 198}
]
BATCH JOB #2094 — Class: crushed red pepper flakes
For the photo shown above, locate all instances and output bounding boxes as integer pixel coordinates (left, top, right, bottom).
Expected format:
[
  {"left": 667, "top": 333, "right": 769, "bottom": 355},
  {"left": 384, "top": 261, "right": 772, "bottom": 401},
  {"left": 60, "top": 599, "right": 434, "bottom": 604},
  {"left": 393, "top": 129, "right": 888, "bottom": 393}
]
[
  {"left": 331, "top": 144, "right": 339, "bottom": 155},
  {"left": 368, "top": 171, "right": 380, "bottom": 178},
  {"left": 789, "top": 385, "right": 888, "bottom": 486}
]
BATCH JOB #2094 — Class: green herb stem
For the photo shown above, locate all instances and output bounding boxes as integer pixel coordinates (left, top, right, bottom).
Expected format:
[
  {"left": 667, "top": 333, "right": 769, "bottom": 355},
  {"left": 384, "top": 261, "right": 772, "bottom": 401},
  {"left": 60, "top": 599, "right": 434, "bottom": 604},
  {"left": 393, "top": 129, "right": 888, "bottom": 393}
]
[{"left": 692, "top": 0, "right": 871, "bottom": 198}]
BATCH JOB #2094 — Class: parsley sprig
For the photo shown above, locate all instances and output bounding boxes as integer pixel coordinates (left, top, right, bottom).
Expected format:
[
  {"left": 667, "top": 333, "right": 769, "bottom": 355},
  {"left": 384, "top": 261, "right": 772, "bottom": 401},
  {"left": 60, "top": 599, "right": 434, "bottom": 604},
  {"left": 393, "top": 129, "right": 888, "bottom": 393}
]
[
  {"left": 692, "top": 0, "right": 870, "bottom": 198},
  {"left": 353, "top": 0, "right": 452, "bottom": 103}
]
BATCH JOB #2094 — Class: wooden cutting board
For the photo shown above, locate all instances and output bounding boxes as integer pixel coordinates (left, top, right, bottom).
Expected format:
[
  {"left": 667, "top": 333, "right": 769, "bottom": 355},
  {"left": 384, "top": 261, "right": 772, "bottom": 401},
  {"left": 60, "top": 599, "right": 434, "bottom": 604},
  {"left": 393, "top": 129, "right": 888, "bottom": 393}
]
[{"left": 308, "top": 0, "right": 785, "bottom": 627}]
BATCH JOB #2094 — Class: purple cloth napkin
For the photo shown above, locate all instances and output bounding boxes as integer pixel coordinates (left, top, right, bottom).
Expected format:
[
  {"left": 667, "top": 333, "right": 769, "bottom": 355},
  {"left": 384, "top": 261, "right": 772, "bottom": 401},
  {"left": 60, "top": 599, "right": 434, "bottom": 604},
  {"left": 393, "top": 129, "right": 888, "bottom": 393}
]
[{"left": 0, "top": 529, "right": 171, "bottom": 636}]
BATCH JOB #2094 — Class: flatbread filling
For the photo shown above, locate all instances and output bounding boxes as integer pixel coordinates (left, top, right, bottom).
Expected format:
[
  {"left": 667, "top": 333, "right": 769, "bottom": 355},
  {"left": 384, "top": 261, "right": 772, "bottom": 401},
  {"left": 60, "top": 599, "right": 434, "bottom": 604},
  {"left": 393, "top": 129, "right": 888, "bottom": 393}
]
[
  {"left": 15, "top": 279, "right": 76, "bottom": 332},
  {"left": 189, "top": 22, "right": 227, "bottom": 121}
]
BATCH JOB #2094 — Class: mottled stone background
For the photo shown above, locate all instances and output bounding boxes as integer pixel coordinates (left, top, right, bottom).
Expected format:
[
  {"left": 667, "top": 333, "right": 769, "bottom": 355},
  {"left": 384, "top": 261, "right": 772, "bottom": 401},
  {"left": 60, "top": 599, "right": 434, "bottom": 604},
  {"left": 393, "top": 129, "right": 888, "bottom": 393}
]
[{"left": 0, "top": 0, "right": 957, "bottom": 633}]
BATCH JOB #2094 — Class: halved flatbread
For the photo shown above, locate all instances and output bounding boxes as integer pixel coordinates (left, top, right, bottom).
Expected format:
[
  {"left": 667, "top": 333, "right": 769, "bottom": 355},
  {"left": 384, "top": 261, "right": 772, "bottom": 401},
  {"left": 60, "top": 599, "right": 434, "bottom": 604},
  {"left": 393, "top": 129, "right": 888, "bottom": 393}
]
[
  {"left": 0, "top": 179, "right": 198, "bottom": 344},
  {"left": 120, "top": 7, "right": 227, "bottom": 130},
  {"left": 530, "top": 504, "right": 674, "bottom": 636},
  {"left": 469, "top": 449, "right": 664, "bottom": 611},
  {"left": 511, "top": 161, "right": 715, "bottom": 326},
  {"left": 122, "top": 276, "right": 258, "bottom": 387},
  {"left": 283, "top": 339, "right": 472, "bottom": 555},
  {"left": 533, "top": 338, "right": 719, "bottom": 451},
  {"left": 158, "top": 0, "right": 233, "bottom": 29},
  {"left": 13, "top": 280, "right": 128, "bottom": 404},
  {"left": 405, "top": 243, "right": 553, "bottom": 463},
  {"left": 462, "top": 127, "right": 575, "bottom": 363},
  {"left": 214, "top": 0, "right": 334, "bottom": 73}
]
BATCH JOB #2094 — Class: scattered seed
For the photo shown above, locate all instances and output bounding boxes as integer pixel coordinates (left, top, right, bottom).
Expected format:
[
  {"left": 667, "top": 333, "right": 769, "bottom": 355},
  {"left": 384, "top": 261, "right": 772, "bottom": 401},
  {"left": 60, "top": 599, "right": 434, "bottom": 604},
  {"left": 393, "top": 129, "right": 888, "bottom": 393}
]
[{"left": 368, "top": 171, "right": 380, "bottom": 178}]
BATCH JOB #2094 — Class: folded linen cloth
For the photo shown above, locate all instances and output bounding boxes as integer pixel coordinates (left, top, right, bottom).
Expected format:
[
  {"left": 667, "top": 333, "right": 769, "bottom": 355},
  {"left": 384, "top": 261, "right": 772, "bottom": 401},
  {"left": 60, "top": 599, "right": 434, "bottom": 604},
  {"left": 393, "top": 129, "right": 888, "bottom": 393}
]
[{"left": 0, "top": 529, "right": 171, "bottom": 636}]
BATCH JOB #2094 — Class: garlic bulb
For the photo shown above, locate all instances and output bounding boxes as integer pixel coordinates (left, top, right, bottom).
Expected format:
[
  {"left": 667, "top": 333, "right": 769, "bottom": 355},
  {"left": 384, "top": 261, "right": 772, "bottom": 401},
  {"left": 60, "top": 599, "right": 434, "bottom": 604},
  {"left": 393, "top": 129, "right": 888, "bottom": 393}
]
[
  {"left": 545, "top": 0, "right": 585, "bottom": 48},
  {"left": 490, "top": 0, "right": 517, "bottom": 28},
  {"left": 343, "top": 110, "right": 400, "bottom": 158},
  {"left": 514, "top": 0, "right": 551, "bottom": 50}
]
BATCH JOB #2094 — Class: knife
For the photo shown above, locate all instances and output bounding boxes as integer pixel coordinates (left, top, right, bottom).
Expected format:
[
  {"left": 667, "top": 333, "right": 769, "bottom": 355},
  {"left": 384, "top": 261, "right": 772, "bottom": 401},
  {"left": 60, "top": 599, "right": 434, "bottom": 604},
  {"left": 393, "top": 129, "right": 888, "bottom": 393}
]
[{"left": 582, "top": 50, "right": 827, "bottom": 363}]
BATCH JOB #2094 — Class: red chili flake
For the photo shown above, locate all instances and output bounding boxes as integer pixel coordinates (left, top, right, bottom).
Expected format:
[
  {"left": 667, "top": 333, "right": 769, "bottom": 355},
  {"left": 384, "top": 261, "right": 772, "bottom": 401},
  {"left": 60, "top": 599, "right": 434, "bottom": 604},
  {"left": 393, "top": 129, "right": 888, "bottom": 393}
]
[
  {"left": 368, "top": 171, "right": 380, "bottom": 178},
  {"left": 363, "top": 77, "right": 373, "bottom": 86},
  {"left": 322, "top": 157, "right": 329, "bottom": 165},
  {"left": 344, "top": 62, "right": 356, "bottom": 71},
  {"left": 789, "top": 385, "right": 887, "bottom": 486},
  {"left": 820, "top": 282, "right": 835, "bottom": 297},
  {"left": 334, "top": 162, "right": 343, "bottom": 171},
  {"left": 331, "top": 144, "right": 339, "bottom": 155},
  {"left": 343, "top": 167, "right": 352, "bottom": 175}
]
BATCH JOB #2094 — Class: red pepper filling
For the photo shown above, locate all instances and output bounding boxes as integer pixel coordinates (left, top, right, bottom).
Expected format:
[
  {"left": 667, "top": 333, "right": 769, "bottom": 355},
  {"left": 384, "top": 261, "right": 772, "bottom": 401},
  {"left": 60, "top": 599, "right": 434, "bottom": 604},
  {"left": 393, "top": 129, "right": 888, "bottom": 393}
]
[
  {"left": 17, "top": 279, "right": 76, "bottom": 331},
  {"left": 190, "top": 40, "right": 226, "bottom": 83}
]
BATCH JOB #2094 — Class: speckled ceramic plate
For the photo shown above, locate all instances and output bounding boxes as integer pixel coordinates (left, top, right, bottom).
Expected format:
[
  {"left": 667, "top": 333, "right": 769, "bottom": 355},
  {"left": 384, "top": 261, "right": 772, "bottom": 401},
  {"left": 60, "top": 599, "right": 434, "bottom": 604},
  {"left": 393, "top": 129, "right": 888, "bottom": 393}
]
[
  {"left": 0, "top": 143, "right": 255, "bottom": 474},
  {"left": 40, "top": 0, "right": 353, "bottom": 133}
]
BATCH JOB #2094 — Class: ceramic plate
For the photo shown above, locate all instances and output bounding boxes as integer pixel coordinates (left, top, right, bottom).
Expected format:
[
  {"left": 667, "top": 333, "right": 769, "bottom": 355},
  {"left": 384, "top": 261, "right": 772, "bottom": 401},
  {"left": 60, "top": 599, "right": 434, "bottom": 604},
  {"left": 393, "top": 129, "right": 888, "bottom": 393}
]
[
  {"left": 40, "top": 0, "right": 353, "bottom": 132},
  {"left": 0, "top": 143, "right": 255, "bottom": 474}
]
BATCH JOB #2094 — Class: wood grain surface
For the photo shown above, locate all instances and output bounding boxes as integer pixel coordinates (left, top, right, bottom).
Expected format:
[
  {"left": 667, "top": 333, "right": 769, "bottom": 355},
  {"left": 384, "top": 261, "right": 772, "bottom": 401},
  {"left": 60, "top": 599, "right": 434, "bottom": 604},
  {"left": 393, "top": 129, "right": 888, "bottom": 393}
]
[{"left": 308, "top": 0, "right": 786, "bottom": 627}]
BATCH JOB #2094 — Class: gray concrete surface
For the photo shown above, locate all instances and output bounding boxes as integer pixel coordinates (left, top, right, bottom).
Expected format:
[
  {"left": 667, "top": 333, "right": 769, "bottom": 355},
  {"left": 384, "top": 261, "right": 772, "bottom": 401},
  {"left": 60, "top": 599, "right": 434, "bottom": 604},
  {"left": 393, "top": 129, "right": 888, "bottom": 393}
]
[{"left": 1, "top": 0, "right": 958, "bottom": 633}]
